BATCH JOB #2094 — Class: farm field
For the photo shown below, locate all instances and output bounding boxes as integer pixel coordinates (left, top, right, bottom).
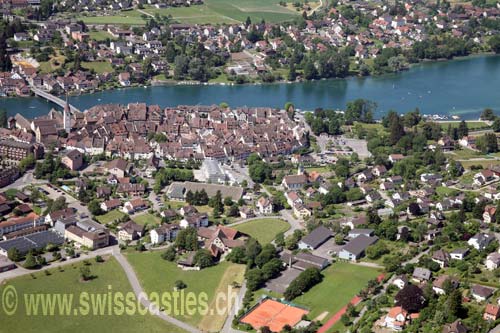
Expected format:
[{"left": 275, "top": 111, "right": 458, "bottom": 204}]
[
  {"left": 0, "top": 257, "right": 185, "bottom": 333},
  {"left": 233, "top": 218, "right": 290, "bottom": 244},
  {"left": 125, "top": 251, "right": 245, "bottom": 329},
  {"left": 79, "top": 0, "right": 302, "bottom": 25},
  {"left": 292, "top": 262, "right": 381, "bottom": 319}
]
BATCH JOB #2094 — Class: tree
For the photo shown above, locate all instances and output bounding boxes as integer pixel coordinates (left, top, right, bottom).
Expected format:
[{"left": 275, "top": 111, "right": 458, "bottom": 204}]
[
  {"left": 446, "top": 289, "right": 463, "bottom": 321},
  {"left": 255, "top": 244, "right": 277, "bottom": 268},
  {"left": 395, "top": 284, "right": 426, "bottom": 312},
  {"left": 284, "top": 267, "right": 322, "bottom": 300},
  {"left": 480, "top": 108, "right": 496, "bottom": 121},
  {"left": 0, "top": 109, "right": 7, "bottom": 128},
  {"left": 0, "top": 33, "right": 12, "bottom": 72},
  {"left": 476, "top": 133, "right": 499, "bottom": 154},
  {"left": 288, "top": 62, "right": 297, "bottom": 81},
  {"left": 303, "top": 59, "right": 317, "bottom": 80},
  {"left": 226, "top": 204, "right": 240, "bottom": 217},
  {"left": 489, "top": 34, "right": 500, "bottom": 54},
  {"left": 275, "top": 232, "right": 285, "bottom": 247},
  {"left": 366, "top": 242, "right": 389, "bottom": 259},
  {"left": 161, "top": 246, "right": 176, "bottom": 261},
  {"left": 175, "top": 280, "right": 187, "bottom": 290},
  {"left": 88, "top": 199, "right": 102, "bottom": 216},
  {"left": 73, "top": 52, "right": 81, "bottom": 72},
  {"left": 335, "top": 234, "right": 344, "bottom": 245},
  {"left": 7, "top": 247, "right": 22, "bottom": 262},
  {"left": 194, "top": 249, "right": 214, "bottom": 268},
  {"left": 79, "top": 266, "right": 92, "bottom": 281},
  {"left": 408, "top": 202, "right": 422, "bottom": 216},
  {"left": 209, "top": 190, "right": 224, "bottom": 218},
  {"left": 492, "top": 118, "right": 500, "bottom": 132},
  {"left": 345, "top": 99, "right": 376, "bottom": 124},
  {"left": 457, "top": 120, "right": 468, "bottom": 138},
  {"left": 226, "top": 247, "right": 246, "bottom": 264},
  {"left": 175, "top": 227, "right": 199, "bottom": 251},
  {"left": 246, "top": 268, "right": 265, "bottom": 291},
  {"left": 389, "top": 115, "right": 405, "bottom": 145},
  {"left": 24, "top": 252, "right": 38, "bottom": 269},
  {"left": 261, "top": 258, "right": 283, "bottom": 280}
]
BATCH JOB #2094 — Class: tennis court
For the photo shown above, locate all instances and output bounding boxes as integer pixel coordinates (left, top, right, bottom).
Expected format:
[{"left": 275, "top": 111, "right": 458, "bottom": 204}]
[{"left": 240, "top": 299, "right": 308, "bottom": 332}]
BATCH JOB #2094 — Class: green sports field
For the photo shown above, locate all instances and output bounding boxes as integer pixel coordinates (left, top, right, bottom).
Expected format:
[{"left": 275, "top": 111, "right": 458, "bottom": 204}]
[
  {"left": 293, "top": 262, "right": 382, "bottom": 319},
  {"left": 233, "top": 218, "right": 290, "bottom": 244}
]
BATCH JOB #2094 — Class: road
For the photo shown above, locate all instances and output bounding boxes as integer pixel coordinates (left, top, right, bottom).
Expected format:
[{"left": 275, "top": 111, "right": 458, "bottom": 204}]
[
  {"left": 113, "top": 250, "right": 202, "bottom": 333},
  {"left": 2, "top": 170, "right": 46, "bottom": 191},
  {"left": 221, "top": 281, "right": 247, "bottom": 333}
]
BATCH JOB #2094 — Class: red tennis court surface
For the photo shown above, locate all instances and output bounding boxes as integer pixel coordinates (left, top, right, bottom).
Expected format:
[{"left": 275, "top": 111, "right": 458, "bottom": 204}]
[{"left": 240, "top": 299, "right": 309, "bottom": 332}]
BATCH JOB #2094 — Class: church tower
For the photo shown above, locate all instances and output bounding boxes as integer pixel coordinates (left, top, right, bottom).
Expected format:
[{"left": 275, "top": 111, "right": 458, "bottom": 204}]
[
  {"left": 63, "top": 95, "right": 71, "bottom": 133},
  {"left": 297, "top": 163, "right": 304, "bottom": 175}
]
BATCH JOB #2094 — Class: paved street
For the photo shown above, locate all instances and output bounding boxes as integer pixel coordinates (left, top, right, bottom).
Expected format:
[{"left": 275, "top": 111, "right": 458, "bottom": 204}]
[
  {"left": 221, "top": 281, "right": 247, "bottom": 333},
  {"left": 113, "top": 250, "right": 202, "bottom": 333}
]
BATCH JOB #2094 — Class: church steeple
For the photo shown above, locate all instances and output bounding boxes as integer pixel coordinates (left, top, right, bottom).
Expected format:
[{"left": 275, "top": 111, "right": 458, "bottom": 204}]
[{"left": 63, "top": 94, "right": 71, "bottom": 133}]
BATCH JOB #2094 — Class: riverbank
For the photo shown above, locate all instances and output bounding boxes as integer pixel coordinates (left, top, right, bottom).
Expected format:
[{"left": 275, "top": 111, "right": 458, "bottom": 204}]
[{"left": 1, "top": 54, "right": 499, "bottom": 120}]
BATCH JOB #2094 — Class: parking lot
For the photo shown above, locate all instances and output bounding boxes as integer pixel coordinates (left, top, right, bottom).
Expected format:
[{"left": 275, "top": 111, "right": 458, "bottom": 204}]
[
  {"left": 312, "top": 238, "right": 343, "bottom": 259},
  {"left": 264, "top": 268, "right": 302, "bottom": 294}
]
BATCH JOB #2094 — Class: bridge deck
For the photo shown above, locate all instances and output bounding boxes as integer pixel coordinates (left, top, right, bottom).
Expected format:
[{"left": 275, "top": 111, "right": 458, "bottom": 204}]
[{"left": 31, "top": 87, "right": 81, "bottom": 113}]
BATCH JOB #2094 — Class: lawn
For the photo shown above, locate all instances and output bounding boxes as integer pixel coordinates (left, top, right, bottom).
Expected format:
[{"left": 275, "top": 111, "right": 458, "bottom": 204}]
[
  {"left": 132, "top": 212, "right": 161, "bottom": 226},
  {"left": 0, "top": 257, "right": 185, "bottom": 333},
  {"left": 446, "top": 149, "right": 484, "bottom": 160},
  {"left": 96, "top": 209, "right": 126, "bottom": 224},
  {"left": 38, "top": 53, "right": 66, "bottom": 74},
  {"left": 88, "top": 30, "right": 116, "bottom": 41},
  {"left": 233, "top": 218, "right": 290, "bottom": 244},
  {"left": 305, "top": 166, "right": 331, "bottom": 173},
  {"left": 436, "top": 186, "right": 459, "bottom": 197},
  {"left": 79, "top": 12, "right": 147, "bottom": 25},
  {"left": 292, "top": 262, "right": 382, "bottom": 319},
  {"left": 125, "top": 251, "right": 245, "bottom": 329},
  {"left": 459, "top": 159, "right": 500, "bottom": 169},
  {"left": 436, "top": 121, "right": 490, "bottom": 131},
  {"left": 82, "top": 61, "right": 114, "bottom": 74}
]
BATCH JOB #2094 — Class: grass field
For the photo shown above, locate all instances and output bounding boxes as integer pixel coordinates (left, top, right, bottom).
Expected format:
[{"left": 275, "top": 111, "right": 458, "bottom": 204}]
[
  {"left": 96, "top": 209, "right": 126, "bottom": 224},
  {"left": 125, "top": 251, "right": 245, "bottom": 328},
  {"left": 132, "top": 212, "right": 161, "bottom": 226},
  {"left": 80, "top": 11, "right": 147, "bottom": 25},
  {"left": 293, "top": 262, "right": 381, "bottom": 319},
  {"left": 81, "top": 61, "right": 114, "bottom": 73},
  {"left": 459, "top": 159, "right": 500, "bottom": 169},
  {"left": 80, "top": 0, "right": 301, "bottom": 25},
  {"left": 436, "top": 121, "right": 490, "bottom": 131},
  {"left": 233, "top": 218, "right": 290, "bottom": 244},
  {"left": 446, "top": 148, "right": 483, "bottom": 159},
  {"left": 0, "top": 257, "right": 185, "bottom": 333},
  {"left": 88, "top": 30, "right": 116, "bottom": 41}
]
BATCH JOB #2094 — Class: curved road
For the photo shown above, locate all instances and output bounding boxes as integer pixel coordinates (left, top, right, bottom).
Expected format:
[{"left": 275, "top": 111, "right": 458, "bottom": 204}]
[{"left": 112, "top": 249, "right": 201, "bottom": 333}]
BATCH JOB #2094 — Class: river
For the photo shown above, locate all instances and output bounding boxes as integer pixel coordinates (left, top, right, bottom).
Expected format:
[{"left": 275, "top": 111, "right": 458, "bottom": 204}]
[{"left": 1, "top": 54, "right": 499, "bottom": 120}]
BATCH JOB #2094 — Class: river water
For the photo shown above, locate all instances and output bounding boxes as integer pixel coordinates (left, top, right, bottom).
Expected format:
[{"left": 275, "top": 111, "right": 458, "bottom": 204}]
[{"left": 1, "top": 54, "right": 499, "bottom": 119}]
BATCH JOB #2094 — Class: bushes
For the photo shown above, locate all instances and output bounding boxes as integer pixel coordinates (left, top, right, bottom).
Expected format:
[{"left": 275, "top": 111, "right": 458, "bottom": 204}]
[{"left": 284, "top": 268, "right": 323, "bottom": 300}]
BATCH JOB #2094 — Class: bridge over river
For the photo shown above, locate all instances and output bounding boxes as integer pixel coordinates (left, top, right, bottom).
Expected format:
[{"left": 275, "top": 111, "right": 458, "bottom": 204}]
[{"left": 30, "top": 87, "right": 81, "bottom": 114}]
